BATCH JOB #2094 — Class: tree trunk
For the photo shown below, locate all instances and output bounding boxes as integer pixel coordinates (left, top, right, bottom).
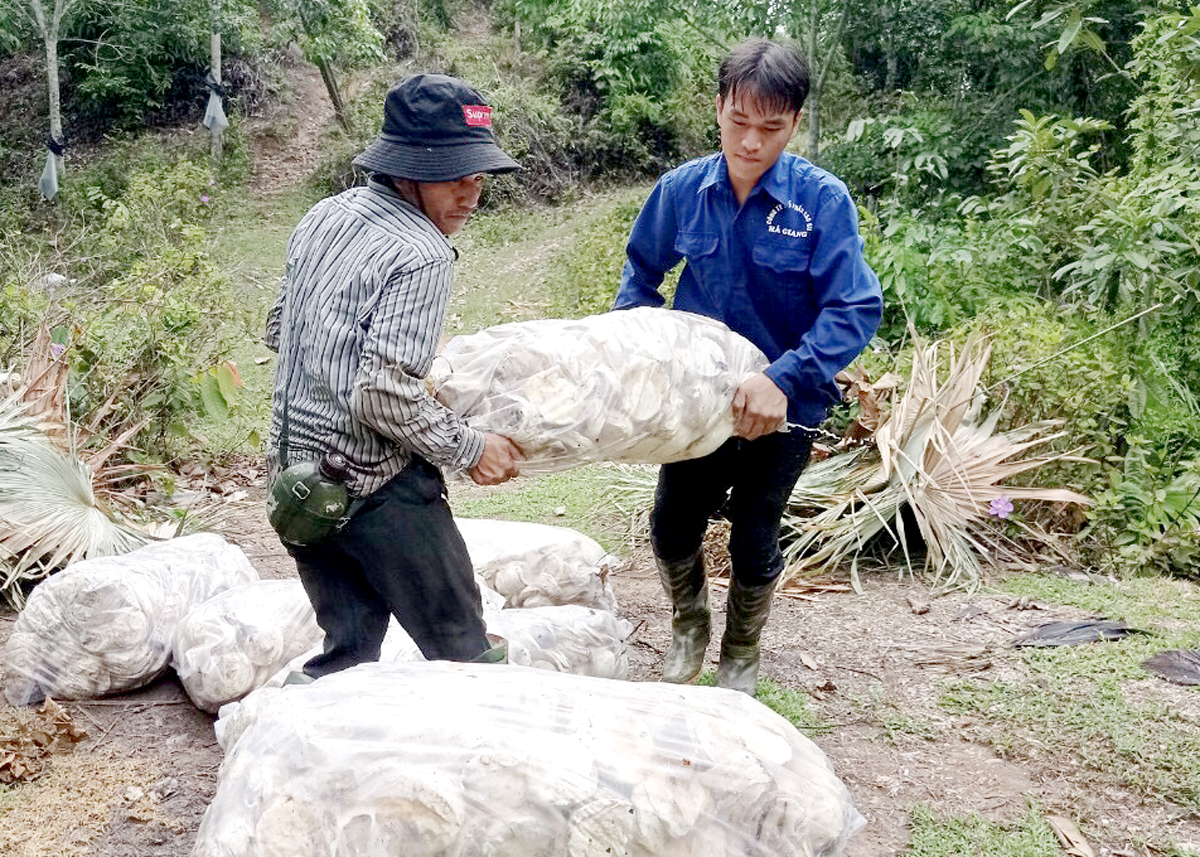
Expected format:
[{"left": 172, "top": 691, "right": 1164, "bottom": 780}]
[
  {"left": 805, "top": 3, "right": 821, "bottom": 160},
  {"left": 44, "top": 30, "right": 62, "bottom": 176},
  {"left": 317, "top": 57, "right": 351, "bottom": 132},
  {"left": 210, "top": 31, "right": 223, "bottom": 160},
  {"left": 30, "top": 0, "right": 66, "bottom": 178}
]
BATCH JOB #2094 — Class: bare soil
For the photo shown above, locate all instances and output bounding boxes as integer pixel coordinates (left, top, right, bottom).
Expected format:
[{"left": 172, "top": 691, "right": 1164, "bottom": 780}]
[{"left": 2, "top": 462, "right": 1199, "bottom": 857}]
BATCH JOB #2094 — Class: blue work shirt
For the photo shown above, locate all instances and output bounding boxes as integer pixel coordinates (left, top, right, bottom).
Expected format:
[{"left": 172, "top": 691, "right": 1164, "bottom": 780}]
[{"left": 615, "top": 152, "right": 883, "bottom": 427}]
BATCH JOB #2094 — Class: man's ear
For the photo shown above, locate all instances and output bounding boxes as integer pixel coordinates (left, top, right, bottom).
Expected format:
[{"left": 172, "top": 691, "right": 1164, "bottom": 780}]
[
  {"left": 715, "top": 94, "right": 724, "bottom": 121},
  {"left": 790, "top": 110, "right": 803, "bottom": 139}
]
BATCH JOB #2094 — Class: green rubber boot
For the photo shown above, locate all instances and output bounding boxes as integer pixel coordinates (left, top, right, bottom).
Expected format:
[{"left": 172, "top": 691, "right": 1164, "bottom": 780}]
[
  {"left": 716, "top": 577, "right": 778, "bottom": 697},
  {"left": 656, "top": 551, "right": 710, "bottom": 684}
]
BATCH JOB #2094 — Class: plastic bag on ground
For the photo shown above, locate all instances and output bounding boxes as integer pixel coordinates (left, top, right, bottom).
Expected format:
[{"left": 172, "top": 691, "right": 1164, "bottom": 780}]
[
  {"left": 486, "top": 604, "right": 632, "bottom": 679},
  {"left": 2, "top": 534, "right": 258, "bottom": 705},
  {"left": 199, "top": 661, "right": 863, "bottom": 857},
  {"left": 429, "top": 307, "right": 769, "bottom": 474},
  {"left": 457, "top": 518, "right": 617, "bottom": 612},
  {"left": 172, "top": 579, "right": 325, "bottom": 713}
]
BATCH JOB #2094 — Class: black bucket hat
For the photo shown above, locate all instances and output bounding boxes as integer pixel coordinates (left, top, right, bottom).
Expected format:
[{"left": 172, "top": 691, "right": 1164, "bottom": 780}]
[{"left": 353, "top": 74, "right": 520, "bottom": 182}]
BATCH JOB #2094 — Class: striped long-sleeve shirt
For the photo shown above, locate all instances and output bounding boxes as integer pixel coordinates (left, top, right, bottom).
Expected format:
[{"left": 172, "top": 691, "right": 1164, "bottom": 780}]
[{"left": 264, "top": 177, "right": 485, "bottom": 497}]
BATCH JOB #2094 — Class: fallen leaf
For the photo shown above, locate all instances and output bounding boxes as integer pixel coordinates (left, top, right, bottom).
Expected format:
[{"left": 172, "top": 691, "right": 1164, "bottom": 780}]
[{"left": 1047, "top": 815, "right": 1095, "bottom": 857}]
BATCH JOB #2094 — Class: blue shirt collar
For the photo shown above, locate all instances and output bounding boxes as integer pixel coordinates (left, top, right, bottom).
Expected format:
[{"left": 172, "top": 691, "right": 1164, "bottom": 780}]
[{"left": 697, "top": 152, "right": 803, "bottom": 206}]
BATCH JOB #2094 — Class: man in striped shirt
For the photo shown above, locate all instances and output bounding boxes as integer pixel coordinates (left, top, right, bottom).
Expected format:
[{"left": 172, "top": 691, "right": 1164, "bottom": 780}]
[{"left": 265, "top": 74, "right": 523, "bottom": 678}]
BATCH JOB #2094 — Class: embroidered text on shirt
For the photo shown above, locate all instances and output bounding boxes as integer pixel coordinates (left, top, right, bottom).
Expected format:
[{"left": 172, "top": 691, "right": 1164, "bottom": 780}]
[{"left": 766, "top": 200, "right": 813, "bottom": 238}]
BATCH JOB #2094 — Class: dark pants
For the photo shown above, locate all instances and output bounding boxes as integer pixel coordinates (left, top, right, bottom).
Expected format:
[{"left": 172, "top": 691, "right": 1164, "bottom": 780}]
[
  {"left": 288, "top": 457, "right": 488, "bottom": 677},
  {"left": 650, "top": 429, "right": 815, "bottom": 587}
]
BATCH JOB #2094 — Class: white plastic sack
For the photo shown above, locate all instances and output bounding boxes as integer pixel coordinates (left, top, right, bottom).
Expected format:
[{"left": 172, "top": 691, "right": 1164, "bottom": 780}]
[
  {"left": 2, "top": 534, "right": 258, "bottom": 705},
  {"left": 256, "top": 572, "right": 506, "bottom": 691},
  {"left": 486, "top": 605, "right": 632, "bottom": 679},
  {"left": 457, "top": 518, "right": 617, "bottom": 611},
  {"left": 172, "top": 579, "right": 325, "bottom": 714},
  {"left": 198, "top": 662, "right": 862, "bottom": 857},
  {"left": 429, "top": 307, "right": 769, "bottom": 473}
]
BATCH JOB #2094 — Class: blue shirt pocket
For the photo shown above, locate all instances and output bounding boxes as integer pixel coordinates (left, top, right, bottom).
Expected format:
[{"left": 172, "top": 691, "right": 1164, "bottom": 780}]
[
  {"left": 673, "top": 230, "right": 722, "bottom": 306},
  {"left": 750, "top": 240, "right": 816, "bottom": 325}
]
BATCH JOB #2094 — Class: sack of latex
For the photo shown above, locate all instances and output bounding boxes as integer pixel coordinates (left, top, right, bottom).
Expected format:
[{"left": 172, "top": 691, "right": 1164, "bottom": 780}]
[
  {"left": 196, "top": 661, "right": 863, "bottom": 857},
  {"left": 3, "top": 534, "right": 258, "bottom": 705},
  {"left": 171, "top": 579, "right": 325, "bottom": 714},
  {"left": 457, "top": 518, "right": 618, "bottom": 611},
  {"left": 428, "top": 307, "right": 769, "bottom": 473}
]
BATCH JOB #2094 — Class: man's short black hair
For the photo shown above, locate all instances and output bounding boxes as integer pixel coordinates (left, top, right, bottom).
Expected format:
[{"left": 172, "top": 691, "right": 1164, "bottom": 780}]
[{"left": 718, "top": 39, "right": 810, "bottom": 116}]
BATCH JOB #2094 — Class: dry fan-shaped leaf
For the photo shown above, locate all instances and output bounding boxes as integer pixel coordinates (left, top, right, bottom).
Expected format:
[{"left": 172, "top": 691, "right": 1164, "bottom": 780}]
[
  {"left": 0, "top": 390, "right": 153, "bottom": 606},
  {"left": 781, "top": 331, "right": 1092, "bottom": 591}
]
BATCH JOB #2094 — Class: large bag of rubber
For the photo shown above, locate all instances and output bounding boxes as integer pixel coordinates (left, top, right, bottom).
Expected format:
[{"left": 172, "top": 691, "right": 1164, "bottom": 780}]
[
  {"left": 172, "top": 579, "right": 325, "bottom": 713},
  {"left": 456, "top": 517, "right": 618, "bottom": 612},
  {"left": 485, "top": 604, "right": 633, "bottom": 680},
  {"left": 428, "top": 307, "right": 769, "bottom": 473},
  {"left": 194, "top": 661, "right": 863, "bottom": 857},
  {"left": 258, "top": 601, "right": 632, "bottom": 691},
  {"left": 2, "top": 534, "right": 258, "bottom": 705}
]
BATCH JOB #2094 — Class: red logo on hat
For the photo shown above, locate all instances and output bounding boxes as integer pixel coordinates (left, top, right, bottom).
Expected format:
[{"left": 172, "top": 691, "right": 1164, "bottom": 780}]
[{"left": 463, "top": 105, "right": 492, "bottom": 127}]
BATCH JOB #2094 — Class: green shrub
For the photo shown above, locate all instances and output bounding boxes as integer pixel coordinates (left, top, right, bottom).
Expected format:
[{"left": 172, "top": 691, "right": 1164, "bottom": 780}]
[
  {"left": 65, "top": 0, "right": 265, "bottom": 129},
  {"left": 0, "top": 152, "right": 253, "bottom": 462}
]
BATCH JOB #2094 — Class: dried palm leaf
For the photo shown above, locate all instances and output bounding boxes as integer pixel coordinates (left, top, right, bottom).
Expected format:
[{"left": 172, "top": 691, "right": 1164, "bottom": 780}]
[
  {"left": 0, "top": 390, "right": 153, "bottom": 607},
  {"left": 782, "top": 331, "right": 1092, "bottom": 591}
]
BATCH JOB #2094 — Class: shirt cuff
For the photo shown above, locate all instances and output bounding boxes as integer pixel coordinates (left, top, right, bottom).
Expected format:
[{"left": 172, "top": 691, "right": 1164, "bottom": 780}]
[{"left": 452, "top": 426, "right": 487, "bottom": 472}]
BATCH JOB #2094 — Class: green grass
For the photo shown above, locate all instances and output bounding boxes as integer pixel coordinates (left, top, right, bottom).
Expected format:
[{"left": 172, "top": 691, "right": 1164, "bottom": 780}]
[
  {"left": 696, "top": 672, "right": 830, "bottom": 736},
  {"left": 901, "top": 803, "right": 1061, "bottom": 857},
  {"left": 937, "top": 574, "right": 1200, "bottom": 808},
  {"left": 447, "top": 464, "right": 624, "bottom": 552},
  {"left": 186, "top": 185, "right": 323, "bottom": 457},
  {"left": 450, "top": 185, "right": 654, "bottom": 332}
]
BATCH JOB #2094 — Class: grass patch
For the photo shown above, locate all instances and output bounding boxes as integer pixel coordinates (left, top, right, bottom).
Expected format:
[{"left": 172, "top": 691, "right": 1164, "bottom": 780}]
[
  {"left": 696, "top": 672, "right": 829, "bottom": 736},
  {"left": 901, "top": 803, "right": 1060, "bottom": 856},
  {"left": 937, "top": 574, "right": 1200, "bottom": 808},
  {"left": 858, "top": 686, "right": 939, "bottom": 744},
  {"left": 184, "top": 185, "right": 323, "bottom": 458},
  {"left": 451, "top": 184, "right": 659, "bottom": 332},
  {"left": 447, "top": 464, "right": 623, "bottom": 552}
]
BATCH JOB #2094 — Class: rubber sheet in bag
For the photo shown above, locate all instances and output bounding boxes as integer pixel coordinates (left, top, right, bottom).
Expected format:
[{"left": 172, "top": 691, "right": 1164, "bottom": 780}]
[
  {"left": 256, "top": 570, "right": 505, "bottom": 690},
  {"left": 172, "top": 579, "right": 325, "bottom": 713},
  {"left": 428, "top": 307, "right": 769, "bottom": 473},
  {"left": 457, "top": 517, "right": 618, "bottom": 611},
  {"left": 196, "top": 661, "right": 863, "bottom": 857},
  {"left": 258, "top": 599, "right": 630, "bottom": 691},
  {"left": 2, "top": 534, "right": 258, "bottom": 705},
  {"left": 485, "top": 604, "right": 632, "bottom": 680}
]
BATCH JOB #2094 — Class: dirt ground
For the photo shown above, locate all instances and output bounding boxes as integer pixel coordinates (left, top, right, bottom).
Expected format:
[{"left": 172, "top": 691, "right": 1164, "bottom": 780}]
[{"left": 2, "top": 461, "right": 1199, "bottom": 857}]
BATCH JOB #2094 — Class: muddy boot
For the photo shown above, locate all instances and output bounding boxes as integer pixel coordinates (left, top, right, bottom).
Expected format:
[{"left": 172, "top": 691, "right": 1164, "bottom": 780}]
[
  {"left": 716, "top": 577, "right": 778, "bottom": 697},
  {"left": 656, "top": 551, "right": 710, "bottom": 684}
]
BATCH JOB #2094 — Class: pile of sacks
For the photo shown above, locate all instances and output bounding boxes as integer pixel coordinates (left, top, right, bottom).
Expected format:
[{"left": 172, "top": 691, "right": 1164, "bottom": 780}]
[
  {"left": 1, "top": 520, "right": 631, "bottom": 713},
  {"left": 1, "top": 522, "right": 865, "bottom": 857}
]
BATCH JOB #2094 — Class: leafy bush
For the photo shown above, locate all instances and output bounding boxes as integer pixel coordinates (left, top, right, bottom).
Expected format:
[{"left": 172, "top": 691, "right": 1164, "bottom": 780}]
[
  {"left": 823, "top": 104, "right": 990, "bottom": 206},
  {"left": 64, "top": 0, "right": 265, "bottom": 129},
  {"left": 492, "top": 0, "right": 718, "bottom": 181},
  {"left": 0, "top": 152, "right": 253, "bottom": 462}
]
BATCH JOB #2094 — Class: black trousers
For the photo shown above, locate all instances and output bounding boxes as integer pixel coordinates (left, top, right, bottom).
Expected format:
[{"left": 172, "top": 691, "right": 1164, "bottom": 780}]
[
  {"left": 650, "top": 429, "right": 815, "bottom": 587},
  {"left": 288, "top": 456, "right": 488, "bottom": 677}
]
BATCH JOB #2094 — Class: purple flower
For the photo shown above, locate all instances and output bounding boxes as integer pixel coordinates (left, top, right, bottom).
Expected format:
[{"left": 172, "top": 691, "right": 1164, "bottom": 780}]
[
  {"left": 49, "top": 343, "right": 65, "bottom": 358},
  {"left": 988, "top": 496, "right": 1014, "bottom": 520},
  {"left": 200, "top": 194, "right": 210, "bottom": 205}
]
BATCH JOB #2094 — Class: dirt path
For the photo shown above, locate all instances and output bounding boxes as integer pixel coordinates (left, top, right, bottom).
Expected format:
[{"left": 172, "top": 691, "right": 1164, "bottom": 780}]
[{"left": 246, "top": 56, "right": 337, "bottom": 196}]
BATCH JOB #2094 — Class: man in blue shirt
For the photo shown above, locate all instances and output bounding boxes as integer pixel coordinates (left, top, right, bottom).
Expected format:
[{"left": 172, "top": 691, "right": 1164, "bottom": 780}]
[{"left": 614, "top": 39, "right": 883, "bottom": 696}]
